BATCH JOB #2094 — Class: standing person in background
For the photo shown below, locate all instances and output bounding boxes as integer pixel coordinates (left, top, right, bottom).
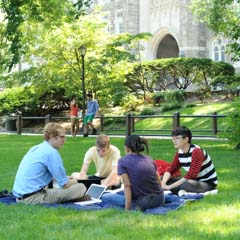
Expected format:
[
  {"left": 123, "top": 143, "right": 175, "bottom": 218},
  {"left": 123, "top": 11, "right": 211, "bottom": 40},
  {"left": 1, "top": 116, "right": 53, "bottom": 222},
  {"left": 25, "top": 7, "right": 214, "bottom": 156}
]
[
  {"left": 162, "top": 126, "right": 218, "bottom": 195},
  {"left": 83, "top": 93, "right": 99, "bottom": 137},
  {"left": 70, "top": 95, "right": 79, "bottom": 137},
  {"left": 12, "top": 123, "right": 86, "bottom": 205}
]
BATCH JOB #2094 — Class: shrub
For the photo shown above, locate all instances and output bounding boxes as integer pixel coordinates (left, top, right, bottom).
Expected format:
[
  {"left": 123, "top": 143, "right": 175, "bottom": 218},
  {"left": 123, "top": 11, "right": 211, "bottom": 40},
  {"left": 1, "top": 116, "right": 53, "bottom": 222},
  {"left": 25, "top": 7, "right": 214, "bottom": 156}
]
[
  {"left": 161, "top": 102, "right": 182, "bottom": 112},
  {"left": 140, "top": 108, "right": 155, "bottom": 115},
  {"left": 185, "top": 103, "right": 197, "bottom": 108},
  {"left": 122, "top": 94, "right": 143, "bottom": 112},
  {"left": 103, "top": 117, "right": 125, "bottom": 127},
  {"left": 0, "top": 87, "right": 37, "bottom": 115},
  {"left": 221, "top": 98, "right": 240, "bottom": 149},
  {"left": 152, "top": 92, "right": 165, "bottom": 105},
  {"left": 164, "top": 90, "right": 186, "bottom": 103}
]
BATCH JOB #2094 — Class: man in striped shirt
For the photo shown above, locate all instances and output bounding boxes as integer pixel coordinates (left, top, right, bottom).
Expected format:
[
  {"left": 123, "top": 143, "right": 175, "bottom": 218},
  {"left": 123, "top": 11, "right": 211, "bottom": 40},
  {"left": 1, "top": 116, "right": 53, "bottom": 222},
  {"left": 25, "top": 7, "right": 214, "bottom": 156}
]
[{"left": 162, "top": 126, "right": 218, "bottom": 195}]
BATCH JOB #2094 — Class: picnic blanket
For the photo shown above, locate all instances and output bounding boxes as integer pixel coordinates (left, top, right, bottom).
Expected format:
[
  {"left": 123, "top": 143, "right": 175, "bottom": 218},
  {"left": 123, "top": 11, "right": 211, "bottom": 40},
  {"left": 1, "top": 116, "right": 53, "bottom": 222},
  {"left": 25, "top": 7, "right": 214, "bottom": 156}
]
[{"left": 0, "top": 191, "right": 204, "bottom": 215}]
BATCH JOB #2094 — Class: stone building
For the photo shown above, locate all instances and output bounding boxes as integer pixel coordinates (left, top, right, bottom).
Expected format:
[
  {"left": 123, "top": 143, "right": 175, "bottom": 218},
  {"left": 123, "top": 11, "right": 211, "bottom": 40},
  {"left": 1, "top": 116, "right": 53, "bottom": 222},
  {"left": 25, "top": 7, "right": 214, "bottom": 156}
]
[{"left": 92, "top": 0, "right": 240, "bottom": 71}]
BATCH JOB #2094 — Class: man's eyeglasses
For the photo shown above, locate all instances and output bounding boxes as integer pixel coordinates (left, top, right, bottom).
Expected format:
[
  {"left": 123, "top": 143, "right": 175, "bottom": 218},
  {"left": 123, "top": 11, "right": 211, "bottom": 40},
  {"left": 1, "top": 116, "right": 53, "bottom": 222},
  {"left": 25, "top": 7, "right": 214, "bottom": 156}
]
[
  {"left": 172, "top": 136, "right": 183, "bottom": 141},
  {"left": 58, "top": 135, "right": 66, "bottom": 139}
]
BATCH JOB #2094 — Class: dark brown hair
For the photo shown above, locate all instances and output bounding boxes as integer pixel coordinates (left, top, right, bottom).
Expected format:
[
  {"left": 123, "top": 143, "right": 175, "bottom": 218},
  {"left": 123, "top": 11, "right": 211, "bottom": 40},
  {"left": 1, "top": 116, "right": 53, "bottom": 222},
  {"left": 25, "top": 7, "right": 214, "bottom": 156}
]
[
  {"left": 125, "top": 134, "right": 149, "bottom": 154},
  {"left": 172, "top": 126, "right": 192, "bottom": 143}
]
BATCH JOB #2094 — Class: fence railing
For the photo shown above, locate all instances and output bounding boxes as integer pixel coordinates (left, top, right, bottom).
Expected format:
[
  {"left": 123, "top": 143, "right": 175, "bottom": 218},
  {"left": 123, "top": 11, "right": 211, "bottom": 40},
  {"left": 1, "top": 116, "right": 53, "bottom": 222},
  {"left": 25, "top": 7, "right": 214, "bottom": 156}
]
[{"left": 4, "top": 112, "right": 227, "bottom": 138}]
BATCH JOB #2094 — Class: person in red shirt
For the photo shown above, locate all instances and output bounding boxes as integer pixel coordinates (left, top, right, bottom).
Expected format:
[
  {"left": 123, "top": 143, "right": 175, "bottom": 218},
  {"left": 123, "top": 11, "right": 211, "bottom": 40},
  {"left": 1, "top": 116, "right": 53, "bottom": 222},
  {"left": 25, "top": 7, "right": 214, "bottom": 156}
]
[
  {"left": 70, "top": 95, "right": 79, "bottom": 137},
  {"left": 162, "top": 126, "right": 218, "bottom": 195}
]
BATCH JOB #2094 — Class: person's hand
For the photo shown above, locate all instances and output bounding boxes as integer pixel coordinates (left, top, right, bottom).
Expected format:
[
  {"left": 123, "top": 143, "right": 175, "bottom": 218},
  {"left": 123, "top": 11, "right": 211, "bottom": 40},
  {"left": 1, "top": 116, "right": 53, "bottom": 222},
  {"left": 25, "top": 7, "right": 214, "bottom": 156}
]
[
  {"left": 78, "top": 172, "right": 88, "bottom": 179},
  {"left": 71, "top": 172, "right": 87, "bottom": 180},
  {"left": 68, "top": 179, "right": 78, "bottom": 186},
  {"left": 63, "top": 179, "right": 78, "bottom": 188}
]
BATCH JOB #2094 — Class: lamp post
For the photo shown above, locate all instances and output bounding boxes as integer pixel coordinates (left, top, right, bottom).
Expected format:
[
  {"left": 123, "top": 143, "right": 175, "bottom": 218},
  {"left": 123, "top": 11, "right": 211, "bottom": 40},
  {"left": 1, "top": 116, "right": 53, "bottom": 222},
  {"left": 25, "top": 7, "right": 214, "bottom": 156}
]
[{"left": 79, "top": 45, "right": 87, "bottom": 117}]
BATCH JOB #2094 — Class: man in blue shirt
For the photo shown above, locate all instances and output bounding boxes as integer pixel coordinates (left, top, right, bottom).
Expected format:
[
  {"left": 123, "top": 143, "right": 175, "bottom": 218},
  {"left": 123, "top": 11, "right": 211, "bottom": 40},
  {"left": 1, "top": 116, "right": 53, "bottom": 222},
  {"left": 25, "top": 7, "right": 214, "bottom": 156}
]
[
  {"left": 83, "top": 93, "right": 99, "bottom": 137},
  {"left": 13, "top": 122, "right": 87, "bottom": 205}
]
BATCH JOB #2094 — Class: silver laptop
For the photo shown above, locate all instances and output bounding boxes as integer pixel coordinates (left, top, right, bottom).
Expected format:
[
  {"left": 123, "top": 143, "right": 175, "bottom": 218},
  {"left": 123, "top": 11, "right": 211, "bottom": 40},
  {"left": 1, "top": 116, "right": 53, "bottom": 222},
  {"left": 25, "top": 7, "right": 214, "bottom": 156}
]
[{"left": 75, "top": 184, "right": 106, "bottom": 206}]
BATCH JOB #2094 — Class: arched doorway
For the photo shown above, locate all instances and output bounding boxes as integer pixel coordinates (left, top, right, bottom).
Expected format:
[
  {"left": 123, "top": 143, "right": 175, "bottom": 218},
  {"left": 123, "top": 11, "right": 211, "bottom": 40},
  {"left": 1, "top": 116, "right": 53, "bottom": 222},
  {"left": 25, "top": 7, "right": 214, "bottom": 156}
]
[{"left": 157, "top": 34, "right": 179, "bottom": 58}]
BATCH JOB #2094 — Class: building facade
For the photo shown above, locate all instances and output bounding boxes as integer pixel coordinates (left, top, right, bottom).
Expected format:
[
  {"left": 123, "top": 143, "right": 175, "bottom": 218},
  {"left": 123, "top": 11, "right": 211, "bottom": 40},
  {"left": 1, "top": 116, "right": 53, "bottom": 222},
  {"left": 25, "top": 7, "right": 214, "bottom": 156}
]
[{"left": 92, "top": 0, "right": 240, "bottom": 71}]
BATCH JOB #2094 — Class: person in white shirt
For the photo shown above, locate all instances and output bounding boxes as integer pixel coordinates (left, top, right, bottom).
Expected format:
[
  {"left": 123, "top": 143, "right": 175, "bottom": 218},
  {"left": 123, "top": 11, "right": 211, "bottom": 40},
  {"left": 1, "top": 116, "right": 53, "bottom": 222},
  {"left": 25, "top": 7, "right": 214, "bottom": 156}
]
[{"left": 71, "top": 135, "right": 121, "bottom": 188}]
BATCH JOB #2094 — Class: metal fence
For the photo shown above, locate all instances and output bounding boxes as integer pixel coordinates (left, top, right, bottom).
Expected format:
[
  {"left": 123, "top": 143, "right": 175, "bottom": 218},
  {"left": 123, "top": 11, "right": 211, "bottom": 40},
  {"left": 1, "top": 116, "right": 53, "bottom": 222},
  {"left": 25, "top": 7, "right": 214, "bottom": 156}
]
[{"left": 4, "top": 112, "right": 226, "bottom": 138}]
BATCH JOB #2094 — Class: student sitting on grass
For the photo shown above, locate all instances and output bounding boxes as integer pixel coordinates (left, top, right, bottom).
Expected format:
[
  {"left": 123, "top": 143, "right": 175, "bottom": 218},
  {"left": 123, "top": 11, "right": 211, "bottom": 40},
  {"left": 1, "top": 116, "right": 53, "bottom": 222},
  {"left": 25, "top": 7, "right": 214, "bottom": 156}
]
[
  {"left": 102, "top": 134, "right": 164, "bottom": 211},
  {"left": 71, "top": 135, "right": 121, "bottom": 189},
  {"left": 13, "top": 123, "right": 87, "bottom": 205},
  {"left": 162, "top": 126, "right": 218, "bottom": 195}
]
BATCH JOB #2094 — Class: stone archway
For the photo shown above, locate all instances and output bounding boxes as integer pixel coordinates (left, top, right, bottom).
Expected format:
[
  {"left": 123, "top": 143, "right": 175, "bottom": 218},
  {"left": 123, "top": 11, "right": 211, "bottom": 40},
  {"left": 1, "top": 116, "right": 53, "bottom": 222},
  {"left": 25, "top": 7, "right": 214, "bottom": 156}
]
[{"left": 156, "top": 34, "right": 179, "bottom": 58}]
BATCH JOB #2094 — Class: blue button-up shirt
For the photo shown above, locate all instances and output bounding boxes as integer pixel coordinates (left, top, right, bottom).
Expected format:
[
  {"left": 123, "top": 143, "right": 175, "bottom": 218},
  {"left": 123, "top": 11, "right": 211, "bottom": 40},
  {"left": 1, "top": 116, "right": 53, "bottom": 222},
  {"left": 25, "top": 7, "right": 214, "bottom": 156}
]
[{"left": 13, "top": 141, "right": 68, "bottom": 198}]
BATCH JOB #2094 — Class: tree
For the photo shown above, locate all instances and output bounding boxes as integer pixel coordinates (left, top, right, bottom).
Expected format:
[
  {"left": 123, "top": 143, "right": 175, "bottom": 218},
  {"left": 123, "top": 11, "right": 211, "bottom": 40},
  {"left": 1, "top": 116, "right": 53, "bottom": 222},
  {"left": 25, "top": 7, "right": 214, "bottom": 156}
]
[
  {"left": 189, "top": 0, "right": 240, "bottom": 61},
  {"left": 2, "top": 9, "right": 150, "bottom": 111},
  {"left": 125, "top": 58, "right": 235, "bottom": 94},
  {"left": 0, "top": 0, "right": 93, "bottom": 71}
]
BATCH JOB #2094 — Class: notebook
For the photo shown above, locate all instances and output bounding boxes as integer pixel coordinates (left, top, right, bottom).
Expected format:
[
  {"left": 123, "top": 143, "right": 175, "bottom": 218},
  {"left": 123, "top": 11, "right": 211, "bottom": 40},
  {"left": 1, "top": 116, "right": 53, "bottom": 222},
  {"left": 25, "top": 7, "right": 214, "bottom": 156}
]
[
  {"left": 75, "top": 184, "right": 106, "bottom": 206},
  {"left": 77, "top": 179, "right": 101, "bottom": 190}
]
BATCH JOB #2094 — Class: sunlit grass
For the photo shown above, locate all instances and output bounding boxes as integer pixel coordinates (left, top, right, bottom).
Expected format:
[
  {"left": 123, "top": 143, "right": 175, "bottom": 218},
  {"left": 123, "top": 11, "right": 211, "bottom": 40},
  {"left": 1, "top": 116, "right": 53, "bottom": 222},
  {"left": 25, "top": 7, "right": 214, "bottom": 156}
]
[{"left": 0, "top": 134, "right": 239, "bottom": 239}]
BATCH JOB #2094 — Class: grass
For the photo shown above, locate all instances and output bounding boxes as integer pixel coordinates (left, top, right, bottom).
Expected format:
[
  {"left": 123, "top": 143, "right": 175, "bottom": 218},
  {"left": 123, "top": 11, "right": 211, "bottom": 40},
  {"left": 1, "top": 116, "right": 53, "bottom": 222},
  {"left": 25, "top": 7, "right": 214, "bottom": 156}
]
[{"left": 0, "top": 134, "right": 240, "bottom": 239}]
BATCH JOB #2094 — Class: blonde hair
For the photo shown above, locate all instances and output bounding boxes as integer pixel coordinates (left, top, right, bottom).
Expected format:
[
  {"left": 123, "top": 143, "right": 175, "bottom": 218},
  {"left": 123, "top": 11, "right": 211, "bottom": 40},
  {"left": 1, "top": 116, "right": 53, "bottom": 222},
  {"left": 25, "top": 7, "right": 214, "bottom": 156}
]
[
  {"left": 43, "top": 123, "right": 65, "bottom": 140},
  {"left": 96, "top": 135, "right": 110, "bottom": 149}
]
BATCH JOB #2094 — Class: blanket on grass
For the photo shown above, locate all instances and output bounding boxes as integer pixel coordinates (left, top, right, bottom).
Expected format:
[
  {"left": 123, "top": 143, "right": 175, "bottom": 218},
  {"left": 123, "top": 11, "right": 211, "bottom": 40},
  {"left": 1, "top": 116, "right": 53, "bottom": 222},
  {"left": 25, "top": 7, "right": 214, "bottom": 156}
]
[{"left": 0, "top": 192, "right": 204, "bottom": 215}]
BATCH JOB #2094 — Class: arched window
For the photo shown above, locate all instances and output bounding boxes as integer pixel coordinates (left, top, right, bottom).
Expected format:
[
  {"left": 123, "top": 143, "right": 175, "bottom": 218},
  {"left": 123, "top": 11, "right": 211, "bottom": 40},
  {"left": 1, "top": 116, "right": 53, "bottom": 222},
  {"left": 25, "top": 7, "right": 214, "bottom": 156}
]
[
  {"left": 211, "top": 37, "right": 226, "bottom": 62},
  {"left": 221, "top": 46, "right": 226, "bottom": 61},
  {"left": 214, "top": 46, "right": 219, "bottom": 61}
]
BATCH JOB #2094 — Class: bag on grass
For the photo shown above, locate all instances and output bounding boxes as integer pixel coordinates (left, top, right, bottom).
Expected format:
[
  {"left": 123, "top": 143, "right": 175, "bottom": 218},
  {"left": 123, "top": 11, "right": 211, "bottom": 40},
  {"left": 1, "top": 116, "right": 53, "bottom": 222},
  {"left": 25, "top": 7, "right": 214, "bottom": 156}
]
[
  {"left": 154, "top": 160, "right": 181, "bottom": 177},
  {"left": 0, "top": 189, "right": 9, "bottom": 198}
]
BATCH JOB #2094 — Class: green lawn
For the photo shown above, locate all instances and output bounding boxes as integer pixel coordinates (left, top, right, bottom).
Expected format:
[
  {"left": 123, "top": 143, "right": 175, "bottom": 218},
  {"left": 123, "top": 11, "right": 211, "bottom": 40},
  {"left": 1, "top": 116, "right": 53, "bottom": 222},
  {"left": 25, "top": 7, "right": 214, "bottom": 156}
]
[{"left": 0, "top": 134, "right": 239, "bottom": 240}]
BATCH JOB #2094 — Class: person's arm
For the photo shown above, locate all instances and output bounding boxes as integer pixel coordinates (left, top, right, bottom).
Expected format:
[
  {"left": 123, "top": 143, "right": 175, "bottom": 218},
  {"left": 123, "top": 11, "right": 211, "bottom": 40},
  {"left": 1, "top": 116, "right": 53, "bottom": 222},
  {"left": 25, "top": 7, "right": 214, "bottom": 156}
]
[
  {"left": 121, "top": 173, "right": 132, "bottom": 211},
  {"left": 162, "top": 153, "right": 182, "bottom": 190},
  {"left": 94, "top": 100, "right": 99, "bottom": 117},
  {"left": 156, "top": 171, "right": 162, "bottom": 187},
  {"left": 161, "top": 171, "right": 172, "bottom": 189},
  {"left": 101, "top": 166, "right": 120, "bottom": 187},
  {"left": 162, "top": 173, "right": 187, "bottom": 190},
  {"left": 63, "top": 179, "right": 78, "bottom": 189},
  {"left": 185, "top": 148, "right": 205, "bottom": 179},
  {"left": 78, "top": 162, "right": 90, "bottom": 179},
  {"left": 74, "top": 148, "right": 93, "bottom": 179}
]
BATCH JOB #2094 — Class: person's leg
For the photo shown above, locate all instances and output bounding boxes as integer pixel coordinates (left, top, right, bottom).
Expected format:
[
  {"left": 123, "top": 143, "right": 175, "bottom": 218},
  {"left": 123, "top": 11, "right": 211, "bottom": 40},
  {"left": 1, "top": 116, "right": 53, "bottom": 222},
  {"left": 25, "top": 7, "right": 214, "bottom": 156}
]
[
  {"left": 73, "top": 119, "right": 79, "bottom": 136},
  {"left": 170, "top": 179, "right": 216, "bottom": 194},
  {"left": 135, "top": 192, "right": 165, "bottom": 211},
  {"left": 87, "top": 115, "right": 97, "bottom": 134},
  {"left": 83, "top": 116, "right": 89, "bottom": 136},
  {"left": 19, "top": 183, "right": 86, "bottom": 205},
  {"left": 179, "top": 180, "right": 215, "bottom": 193},
  {"left": 101, "top": 192, "right": 125, "bottom": 207},
  {"left": 71, "top": 118, "right": 76, "bottom": 136}
]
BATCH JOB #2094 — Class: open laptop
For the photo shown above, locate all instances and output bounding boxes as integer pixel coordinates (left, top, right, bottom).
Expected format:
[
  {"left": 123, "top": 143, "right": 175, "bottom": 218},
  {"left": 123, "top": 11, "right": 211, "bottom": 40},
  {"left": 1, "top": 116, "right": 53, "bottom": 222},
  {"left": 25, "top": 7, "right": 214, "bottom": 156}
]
[
  {"left": 77, "top": 179, "right": 101, "bottom": 190},
  {"left": 75, "top": 184, "right": 106, "bottom": 206}
]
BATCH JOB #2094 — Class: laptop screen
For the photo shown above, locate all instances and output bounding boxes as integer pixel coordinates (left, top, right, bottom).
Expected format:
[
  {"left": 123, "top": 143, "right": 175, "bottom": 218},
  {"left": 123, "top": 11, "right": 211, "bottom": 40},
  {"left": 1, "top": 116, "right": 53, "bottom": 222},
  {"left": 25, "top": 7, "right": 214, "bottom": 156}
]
[{"left": 86, "top": 184, "right": 106, "bottom": 199}]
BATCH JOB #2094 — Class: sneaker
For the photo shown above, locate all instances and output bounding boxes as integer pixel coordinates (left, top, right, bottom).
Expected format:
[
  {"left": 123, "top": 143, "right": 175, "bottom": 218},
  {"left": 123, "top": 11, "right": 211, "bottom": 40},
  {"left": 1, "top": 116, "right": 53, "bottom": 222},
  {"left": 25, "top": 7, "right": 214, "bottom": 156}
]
[
  {"left": 83, "top": 133, "right": 88, "bottom": 137},
  {"left": 92, "top": 128, "right": 97, "bottom": 135}
]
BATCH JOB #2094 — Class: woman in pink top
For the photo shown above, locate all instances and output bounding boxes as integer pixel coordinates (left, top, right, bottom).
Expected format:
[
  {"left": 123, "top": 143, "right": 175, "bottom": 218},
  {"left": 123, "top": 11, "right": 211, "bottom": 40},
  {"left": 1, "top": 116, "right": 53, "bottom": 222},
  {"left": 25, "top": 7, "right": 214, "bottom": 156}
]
[{"left": 70, "top": 95, "right": 79, "bottom": 137}]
